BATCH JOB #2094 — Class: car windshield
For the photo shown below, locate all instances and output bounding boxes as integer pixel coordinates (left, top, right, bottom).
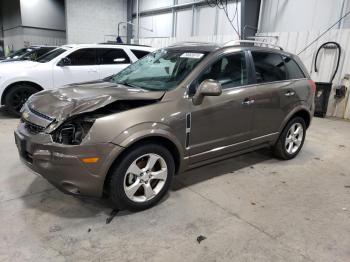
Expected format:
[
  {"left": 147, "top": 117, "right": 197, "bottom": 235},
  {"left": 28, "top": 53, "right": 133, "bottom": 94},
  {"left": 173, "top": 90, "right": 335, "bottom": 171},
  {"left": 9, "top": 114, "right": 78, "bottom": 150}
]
[
  {"left": 36, "top": 48, "right": 67, "bottom": 63},
  {"left": 7, "top": 48, "right": 33, "bottom": 59},
  {"left": 110, "top": 49, "right": 208, "bottom": 91}
]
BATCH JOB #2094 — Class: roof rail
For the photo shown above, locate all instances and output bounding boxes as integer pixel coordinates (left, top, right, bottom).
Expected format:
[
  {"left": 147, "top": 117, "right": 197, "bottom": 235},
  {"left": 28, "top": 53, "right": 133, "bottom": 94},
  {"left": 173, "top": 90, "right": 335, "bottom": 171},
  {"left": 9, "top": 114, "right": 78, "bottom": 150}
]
[
  {"left": 98, "top": 42, "right": 151, "bottom": 47},
  {"left": 223, "top": 40, "right": 283, "bottom": 50},
  {"left": 168, "top": 41, "right": 216, "bottom": 47}
]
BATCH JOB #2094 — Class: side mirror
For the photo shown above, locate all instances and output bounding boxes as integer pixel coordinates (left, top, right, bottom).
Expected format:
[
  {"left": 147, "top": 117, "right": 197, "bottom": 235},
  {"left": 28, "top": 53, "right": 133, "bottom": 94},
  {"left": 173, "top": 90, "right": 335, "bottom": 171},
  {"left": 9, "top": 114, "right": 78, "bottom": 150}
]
[
  {"left": 113, "top": 58, "right": 126, "bottom": 63},
  {"left": 192, "top": 79, "right": 222, "bottom": 105},
  {"left": 58, "top": 57, "right": 71, "bottom": 66}
]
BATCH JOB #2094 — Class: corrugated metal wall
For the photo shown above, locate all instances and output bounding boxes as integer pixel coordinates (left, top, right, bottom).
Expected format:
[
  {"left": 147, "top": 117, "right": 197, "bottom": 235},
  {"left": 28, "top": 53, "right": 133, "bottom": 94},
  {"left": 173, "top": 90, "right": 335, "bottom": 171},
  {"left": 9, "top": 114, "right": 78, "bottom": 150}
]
[{"left": 256, "top": 29, "right": 350, "bottom": 119}]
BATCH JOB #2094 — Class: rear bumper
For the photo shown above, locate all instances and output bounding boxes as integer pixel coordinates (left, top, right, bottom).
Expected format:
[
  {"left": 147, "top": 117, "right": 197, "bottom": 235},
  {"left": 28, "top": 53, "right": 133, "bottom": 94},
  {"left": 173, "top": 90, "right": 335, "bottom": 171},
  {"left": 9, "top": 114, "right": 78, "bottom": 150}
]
[{"left": 14, "top": 124, "right": 123, "bottom": 197}]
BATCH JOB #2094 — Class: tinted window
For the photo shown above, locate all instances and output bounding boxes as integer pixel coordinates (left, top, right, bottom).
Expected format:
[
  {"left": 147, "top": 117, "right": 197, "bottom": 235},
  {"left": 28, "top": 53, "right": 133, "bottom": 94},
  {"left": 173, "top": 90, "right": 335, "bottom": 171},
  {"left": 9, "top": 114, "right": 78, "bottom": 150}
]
[
  {"left": 282, "top": 56, "right": 305, "bottom": 79},
  {"left": 98, "top": 48, "right": 130, "bottom": 64},
  {"left": 67, "top": 48, "right": 97, "bottom": 66},
  {"left": 131, "top": 49, "right": 150, "bottom": 59},
  {"left": 197, "top": 52, "right": 248, "bottom": 89},
  {"left": 252, "top": 52, "right": 286, "bottom": 83}
]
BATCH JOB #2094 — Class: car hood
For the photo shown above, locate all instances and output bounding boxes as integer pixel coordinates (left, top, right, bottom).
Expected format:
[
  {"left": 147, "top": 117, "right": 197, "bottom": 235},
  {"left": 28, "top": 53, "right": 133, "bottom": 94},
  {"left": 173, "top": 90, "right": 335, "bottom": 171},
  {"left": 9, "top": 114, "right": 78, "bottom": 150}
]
[
  {"left": 25, "top": 81, "right": 165, "bottom": 128},
  {"left": 0, "top": 60, "right": 40, "bottom": 72}
]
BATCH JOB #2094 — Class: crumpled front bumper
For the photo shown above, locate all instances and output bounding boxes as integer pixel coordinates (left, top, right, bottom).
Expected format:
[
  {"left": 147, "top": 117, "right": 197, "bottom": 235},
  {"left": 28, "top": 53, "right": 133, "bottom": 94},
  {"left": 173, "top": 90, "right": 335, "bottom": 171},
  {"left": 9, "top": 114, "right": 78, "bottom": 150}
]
[{"left": 14, "top": 122, "right": 123, "bottom": 197}]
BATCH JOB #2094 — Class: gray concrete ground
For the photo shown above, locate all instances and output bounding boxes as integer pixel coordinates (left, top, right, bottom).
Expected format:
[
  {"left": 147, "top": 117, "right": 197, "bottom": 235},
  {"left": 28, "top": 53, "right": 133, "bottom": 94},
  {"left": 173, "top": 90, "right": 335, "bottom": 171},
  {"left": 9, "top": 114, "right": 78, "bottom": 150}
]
[{"left": 0, "top": 107, "right": 349, "bottom": 262}]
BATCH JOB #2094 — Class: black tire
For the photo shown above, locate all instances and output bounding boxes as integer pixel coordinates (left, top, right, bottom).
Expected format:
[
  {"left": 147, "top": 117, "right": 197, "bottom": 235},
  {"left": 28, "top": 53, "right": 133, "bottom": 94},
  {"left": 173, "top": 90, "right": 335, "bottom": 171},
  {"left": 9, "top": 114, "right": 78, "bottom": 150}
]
[
  {"left": 274, "top": 117, "right": 306, "bottom": 160},
  {"left": 109, "top": 143, "right": 175, "bottom": 211},
  {"left": 4, "top": 84, "right": 38, "bottom": 117}
]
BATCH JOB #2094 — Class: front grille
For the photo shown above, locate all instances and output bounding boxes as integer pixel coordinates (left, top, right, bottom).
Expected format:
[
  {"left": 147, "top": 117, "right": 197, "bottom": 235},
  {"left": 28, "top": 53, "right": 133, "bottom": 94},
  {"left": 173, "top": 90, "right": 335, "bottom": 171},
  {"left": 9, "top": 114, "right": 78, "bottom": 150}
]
[{"left": 23, "top": 120, "right": 45, "bottom": 135}]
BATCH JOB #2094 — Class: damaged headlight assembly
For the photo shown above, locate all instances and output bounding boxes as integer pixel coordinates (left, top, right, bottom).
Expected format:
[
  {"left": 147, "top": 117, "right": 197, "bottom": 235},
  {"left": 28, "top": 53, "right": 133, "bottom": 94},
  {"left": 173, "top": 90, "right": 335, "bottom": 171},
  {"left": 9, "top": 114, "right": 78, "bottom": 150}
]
[{"left": 51, "top": 115, "right": 96, "bottom": 145}]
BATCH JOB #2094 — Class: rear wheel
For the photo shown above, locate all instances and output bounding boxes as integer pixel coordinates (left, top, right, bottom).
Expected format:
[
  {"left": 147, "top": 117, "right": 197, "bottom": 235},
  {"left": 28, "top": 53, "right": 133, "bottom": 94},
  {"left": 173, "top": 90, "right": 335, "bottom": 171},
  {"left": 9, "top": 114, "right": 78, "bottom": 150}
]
[
  {"left": 108, "top": 143, "right": 175, "bottom": 211},
  {"left": 4, "top": 84, "right": 38, "bottom": 117},
  {"left": 274, "top": 117, "right": 306, "bottom": 160}
]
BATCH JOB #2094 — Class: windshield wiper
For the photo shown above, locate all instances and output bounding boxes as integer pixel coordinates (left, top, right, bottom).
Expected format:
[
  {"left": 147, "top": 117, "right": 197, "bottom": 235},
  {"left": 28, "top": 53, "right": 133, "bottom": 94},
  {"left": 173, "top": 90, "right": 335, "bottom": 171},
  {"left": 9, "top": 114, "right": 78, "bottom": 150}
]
[{"left": 117, "top": 81, "right": 142, "bottom": 89}]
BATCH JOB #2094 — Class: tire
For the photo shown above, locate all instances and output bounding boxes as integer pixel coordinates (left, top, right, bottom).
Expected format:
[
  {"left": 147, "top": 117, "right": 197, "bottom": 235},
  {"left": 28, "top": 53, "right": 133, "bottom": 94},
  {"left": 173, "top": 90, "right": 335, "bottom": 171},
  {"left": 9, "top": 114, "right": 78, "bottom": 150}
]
[
  {"left": 108, "top": 143, "right": 175, "bottom": 211},
  {"left": 274, "top": 117, "right": 306, "bottom": 160},
  {"left": 4, "top": 84, "right": 38, "bottom": 117}
]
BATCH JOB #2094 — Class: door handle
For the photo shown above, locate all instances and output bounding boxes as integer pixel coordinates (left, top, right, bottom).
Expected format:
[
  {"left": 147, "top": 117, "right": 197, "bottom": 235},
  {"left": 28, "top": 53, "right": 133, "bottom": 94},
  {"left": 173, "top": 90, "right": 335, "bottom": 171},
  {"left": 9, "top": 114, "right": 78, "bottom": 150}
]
[
  {"left": 88, "top": 69, "right": 98, "bottom": 73},
  {"left": 285, "top": 91, "right": 295, "bottom": 97},
  {"left": 242, "top": 98, "right": 255, "bottom": 105}
]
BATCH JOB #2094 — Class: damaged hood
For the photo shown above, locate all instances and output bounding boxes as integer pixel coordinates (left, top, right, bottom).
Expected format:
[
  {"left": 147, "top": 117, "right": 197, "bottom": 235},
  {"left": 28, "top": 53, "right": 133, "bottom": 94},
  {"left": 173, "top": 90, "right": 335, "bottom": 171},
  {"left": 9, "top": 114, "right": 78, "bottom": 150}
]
[{"left": 25, "top": 81, "right": 165, "bottom": 126}]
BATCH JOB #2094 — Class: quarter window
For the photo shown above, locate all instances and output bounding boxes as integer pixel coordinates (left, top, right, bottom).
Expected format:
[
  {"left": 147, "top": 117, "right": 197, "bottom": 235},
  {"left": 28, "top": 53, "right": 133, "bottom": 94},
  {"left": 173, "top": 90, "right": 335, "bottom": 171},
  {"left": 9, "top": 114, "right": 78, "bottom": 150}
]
[
  {"left": 67, "top": 48, "right": 97, "bottom": 66},
  {"left": 98, "top": 48, "right": 130, "bottom": 64},
  {"left": 282, "top": 56, "right": 305, "bottom": 79},
  {"left": 197, "top": 52, "right": 248, "bottom": 89},
  {"left": 251, "top": 52, "right": 286, "bottom": 83}
]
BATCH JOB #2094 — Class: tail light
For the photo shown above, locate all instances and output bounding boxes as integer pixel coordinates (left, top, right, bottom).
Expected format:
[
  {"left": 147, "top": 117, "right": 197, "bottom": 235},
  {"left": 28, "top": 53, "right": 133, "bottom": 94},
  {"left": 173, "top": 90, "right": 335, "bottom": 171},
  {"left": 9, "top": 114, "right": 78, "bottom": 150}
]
[{"left": 308, "top": 79, "right": 316, "bottom": 93}]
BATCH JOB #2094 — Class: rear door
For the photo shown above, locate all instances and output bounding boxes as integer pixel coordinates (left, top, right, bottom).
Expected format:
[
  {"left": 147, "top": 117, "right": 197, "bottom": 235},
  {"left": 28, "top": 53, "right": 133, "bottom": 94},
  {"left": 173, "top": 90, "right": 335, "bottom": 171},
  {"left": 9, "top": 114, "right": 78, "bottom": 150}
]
[
  {"left": 248, "top": 51, "right": 301, "bottom": 141},
  {"left": 188, "top": 51, "right": 255, "bottom": 163},
  {"left": 53, "top": 48, "right": 99, "bottom": 87},
  {"left": 97, "top": 48, "right": 131, "bottom": 78}
]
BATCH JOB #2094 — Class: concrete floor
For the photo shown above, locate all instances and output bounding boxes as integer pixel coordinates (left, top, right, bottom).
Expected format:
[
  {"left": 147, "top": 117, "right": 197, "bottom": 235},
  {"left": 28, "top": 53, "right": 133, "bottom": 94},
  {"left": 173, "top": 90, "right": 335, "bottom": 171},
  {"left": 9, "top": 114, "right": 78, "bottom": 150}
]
[{"left": 0, "top": 107, "right": 349, "bottom": 262}]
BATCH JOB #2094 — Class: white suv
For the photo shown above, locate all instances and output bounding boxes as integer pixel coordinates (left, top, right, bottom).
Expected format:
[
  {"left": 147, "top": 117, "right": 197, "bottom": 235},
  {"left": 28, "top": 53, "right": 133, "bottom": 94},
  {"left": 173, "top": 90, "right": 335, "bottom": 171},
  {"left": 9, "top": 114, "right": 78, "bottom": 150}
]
[{"left": 0, "top": 44, "right": 154, "bottom": 116}]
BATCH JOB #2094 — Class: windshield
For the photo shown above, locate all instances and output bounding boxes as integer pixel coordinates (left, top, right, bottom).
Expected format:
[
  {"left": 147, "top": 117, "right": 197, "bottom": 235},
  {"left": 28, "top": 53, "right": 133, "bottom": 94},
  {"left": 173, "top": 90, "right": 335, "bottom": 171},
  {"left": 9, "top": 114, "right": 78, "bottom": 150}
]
[
  {"left": 8, "top": 48, "right": 32, "bottom": 59},
  {"left": 37, "top": 48, "right": 67, "bottom": 63},
  {"left": 110, "top": 49, "right": 207, "bottom": 91}
]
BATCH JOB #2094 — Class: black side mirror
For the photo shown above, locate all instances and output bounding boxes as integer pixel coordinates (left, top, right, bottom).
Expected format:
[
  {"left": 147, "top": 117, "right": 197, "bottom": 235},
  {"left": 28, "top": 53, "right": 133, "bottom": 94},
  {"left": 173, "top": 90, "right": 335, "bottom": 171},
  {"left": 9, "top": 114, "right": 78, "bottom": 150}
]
[
  {"left": 192, "top": 79, "right": 222, "bottom": 105},
  {"left": 58, "top": 57, "right": 71, "bottom": 67}
]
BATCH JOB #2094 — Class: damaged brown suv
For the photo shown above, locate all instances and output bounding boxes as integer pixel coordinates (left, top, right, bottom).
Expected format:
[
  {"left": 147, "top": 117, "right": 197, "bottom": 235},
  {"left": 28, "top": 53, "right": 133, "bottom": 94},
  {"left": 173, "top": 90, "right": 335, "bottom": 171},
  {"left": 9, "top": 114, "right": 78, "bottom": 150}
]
[{"left": 15, "top": 41, "right": 315, "bottom": 210}]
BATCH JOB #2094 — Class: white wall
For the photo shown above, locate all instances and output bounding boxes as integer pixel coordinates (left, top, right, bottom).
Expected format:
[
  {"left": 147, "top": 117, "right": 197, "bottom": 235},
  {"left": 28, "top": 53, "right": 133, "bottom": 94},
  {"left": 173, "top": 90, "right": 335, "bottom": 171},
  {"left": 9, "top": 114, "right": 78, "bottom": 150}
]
[
  {"left": 259, "top": 0, "right": 350, "bottom": 33},
  {"left": 65, "top": 0, "right": 127, "bottom": 44},
  {"left": 20, "top": 0, "right": 65, "bottom": 30}
]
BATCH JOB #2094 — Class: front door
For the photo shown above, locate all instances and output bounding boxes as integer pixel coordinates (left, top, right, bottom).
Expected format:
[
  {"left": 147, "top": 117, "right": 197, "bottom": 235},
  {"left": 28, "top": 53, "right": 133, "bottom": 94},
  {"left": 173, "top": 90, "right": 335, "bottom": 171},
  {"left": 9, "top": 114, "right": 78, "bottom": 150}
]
[
  {"left": 188, "top": 51, "right": 254, "bottom": 163},
  {"left": 53, "top": 48, "right": 99, "bottom": 88}
]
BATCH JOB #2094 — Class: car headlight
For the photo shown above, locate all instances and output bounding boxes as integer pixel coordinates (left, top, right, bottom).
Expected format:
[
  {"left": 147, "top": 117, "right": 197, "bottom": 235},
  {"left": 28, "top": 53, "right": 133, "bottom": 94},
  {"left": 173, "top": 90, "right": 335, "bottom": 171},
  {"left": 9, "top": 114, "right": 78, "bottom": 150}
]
[{"left": 52, "top": 116, "right": 95, "bottom": 145}]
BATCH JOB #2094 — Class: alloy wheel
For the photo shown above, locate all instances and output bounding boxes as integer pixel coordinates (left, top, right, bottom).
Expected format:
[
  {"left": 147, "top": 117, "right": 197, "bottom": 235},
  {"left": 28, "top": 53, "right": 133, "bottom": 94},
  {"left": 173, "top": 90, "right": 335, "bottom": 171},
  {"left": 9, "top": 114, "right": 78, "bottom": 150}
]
[
  {"left": 123, "top": 153, "right": 168, "bottom": 203},
  {"left": 285, "top": 123, "right": 304, "bottom": 154}
]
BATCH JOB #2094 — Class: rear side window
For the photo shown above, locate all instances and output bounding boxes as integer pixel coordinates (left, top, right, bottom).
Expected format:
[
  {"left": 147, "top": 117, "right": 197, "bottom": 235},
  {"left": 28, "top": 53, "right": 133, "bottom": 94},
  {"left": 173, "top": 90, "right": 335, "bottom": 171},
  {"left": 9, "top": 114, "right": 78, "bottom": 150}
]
[
  {"left": 67, "top": 48, "right": 97, "bottom": 66},
  {"left": 131, "top": 49, "right": 150, "bottom": 59},
  {"left": 251, "top": 52, "right": 286, "bottom": 83},
  {"left": 98, "top": 48, "right": 130, "bottom": 65},
  {"left": 282, "top": 56, "right": 305, "bottom": 79}
]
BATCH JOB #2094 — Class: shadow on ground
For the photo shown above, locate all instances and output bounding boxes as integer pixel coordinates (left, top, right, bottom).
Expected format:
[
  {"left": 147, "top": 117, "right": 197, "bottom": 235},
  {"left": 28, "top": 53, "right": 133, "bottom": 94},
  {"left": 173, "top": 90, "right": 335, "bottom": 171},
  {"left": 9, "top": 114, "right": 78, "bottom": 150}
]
[
  {"left": 22, "top": 148, "right": 273, "bottom": 219},
  {"left": 0, "top": 107, "right": 17, "bottom": 119}
]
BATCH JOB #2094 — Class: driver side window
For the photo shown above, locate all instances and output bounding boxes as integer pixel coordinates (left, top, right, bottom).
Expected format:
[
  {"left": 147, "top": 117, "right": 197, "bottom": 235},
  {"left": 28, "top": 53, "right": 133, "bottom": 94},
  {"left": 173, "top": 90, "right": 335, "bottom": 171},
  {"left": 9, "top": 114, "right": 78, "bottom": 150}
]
[{"left": 189, "top": 52, "right": 248, "bottom": 95}]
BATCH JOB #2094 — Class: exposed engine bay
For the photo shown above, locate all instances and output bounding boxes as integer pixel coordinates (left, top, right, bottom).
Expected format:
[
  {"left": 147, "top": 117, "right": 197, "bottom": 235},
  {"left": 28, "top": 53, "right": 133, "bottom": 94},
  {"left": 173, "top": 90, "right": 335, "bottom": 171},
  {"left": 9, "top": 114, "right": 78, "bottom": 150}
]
[{"left": 51, "top": 100, "right": 157, "bottom": 145}]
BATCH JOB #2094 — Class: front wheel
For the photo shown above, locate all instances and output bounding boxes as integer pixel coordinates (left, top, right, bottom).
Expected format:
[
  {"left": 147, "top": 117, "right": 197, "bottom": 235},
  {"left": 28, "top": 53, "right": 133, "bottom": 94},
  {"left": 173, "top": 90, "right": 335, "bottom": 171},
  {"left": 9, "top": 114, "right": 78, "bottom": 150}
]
[
  {"left": 4, "top": 84, "right": 38, "bottom": 117},
  {"left": 108, "top": 143, "right": 175, "bottom": 211},
  {"left": 274, "top": 117, "right": 306, "bottom": 160}
]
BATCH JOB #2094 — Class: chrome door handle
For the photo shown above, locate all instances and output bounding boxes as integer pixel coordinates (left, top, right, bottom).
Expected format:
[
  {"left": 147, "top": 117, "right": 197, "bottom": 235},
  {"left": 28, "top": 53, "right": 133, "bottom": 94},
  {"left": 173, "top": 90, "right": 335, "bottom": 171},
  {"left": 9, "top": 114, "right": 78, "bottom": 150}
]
[{"left": 285, "top": 91, "right": 295, "bottom": 97}]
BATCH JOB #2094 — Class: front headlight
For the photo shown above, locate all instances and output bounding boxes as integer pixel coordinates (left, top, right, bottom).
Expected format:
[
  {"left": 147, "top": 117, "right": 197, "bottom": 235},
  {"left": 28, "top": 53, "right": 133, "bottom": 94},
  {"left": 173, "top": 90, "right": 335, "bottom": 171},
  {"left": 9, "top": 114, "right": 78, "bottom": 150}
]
[{"left": 52, "top": 116, "right": 95, "bottom": 145}]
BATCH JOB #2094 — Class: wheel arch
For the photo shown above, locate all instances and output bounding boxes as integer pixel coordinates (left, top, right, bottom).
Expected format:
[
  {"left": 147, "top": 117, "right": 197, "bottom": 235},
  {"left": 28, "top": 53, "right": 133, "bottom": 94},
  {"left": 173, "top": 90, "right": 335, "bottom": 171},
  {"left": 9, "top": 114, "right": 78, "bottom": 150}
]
[
  {"left": 280, "top": 107, "right": 312, "bottom": 134},
  {"left": 1, "top": 81, "right": 43, "bottom": 105},
  {"left": 103, "top": 135, "right": 183, "bottom": 196}
]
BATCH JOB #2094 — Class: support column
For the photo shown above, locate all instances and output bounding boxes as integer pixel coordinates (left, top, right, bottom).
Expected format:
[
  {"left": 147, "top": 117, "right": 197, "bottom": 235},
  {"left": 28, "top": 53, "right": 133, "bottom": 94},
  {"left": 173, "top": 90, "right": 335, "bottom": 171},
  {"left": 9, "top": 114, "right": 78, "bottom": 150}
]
[{"left": 240, "top": 0, "right": 261, "bottom": 39}]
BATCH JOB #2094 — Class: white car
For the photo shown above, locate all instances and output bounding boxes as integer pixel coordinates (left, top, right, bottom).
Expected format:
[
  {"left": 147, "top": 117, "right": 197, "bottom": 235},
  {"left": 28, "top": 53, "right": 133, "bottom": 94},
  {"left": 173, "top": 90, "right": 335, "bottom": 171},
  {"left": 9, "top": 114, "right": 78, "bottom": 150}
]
[{"left": 0, "top": 44, "right": 154, "bottom": 116}]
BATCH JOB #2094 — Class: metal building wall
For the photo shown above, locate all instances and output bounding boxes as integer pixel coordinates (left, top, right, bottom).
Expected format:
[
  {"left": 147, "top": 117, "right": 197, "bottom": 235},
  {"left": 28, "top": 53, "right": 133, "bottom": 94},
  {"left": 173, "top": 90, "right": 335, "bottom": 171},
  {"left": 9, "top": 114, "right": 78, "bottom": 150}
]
[
  {"left": 133, "top": 0, "right": 241, "bottom": 44},
  {"left": 257, "top": 30, "right": 350, "bottom": 119}
]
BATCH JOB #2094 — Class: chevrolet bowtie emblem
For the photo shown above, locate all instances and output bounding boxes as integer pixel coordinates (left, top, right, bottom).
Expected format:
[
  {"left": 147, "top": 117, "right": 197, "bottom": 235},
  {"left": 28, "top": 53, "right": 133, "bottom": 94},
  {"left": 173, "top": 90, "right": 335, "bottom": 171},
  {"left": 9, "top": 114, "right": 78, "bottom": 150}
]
[{"left": 22, "top": 111, "right": 29, "bottom": 119}]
